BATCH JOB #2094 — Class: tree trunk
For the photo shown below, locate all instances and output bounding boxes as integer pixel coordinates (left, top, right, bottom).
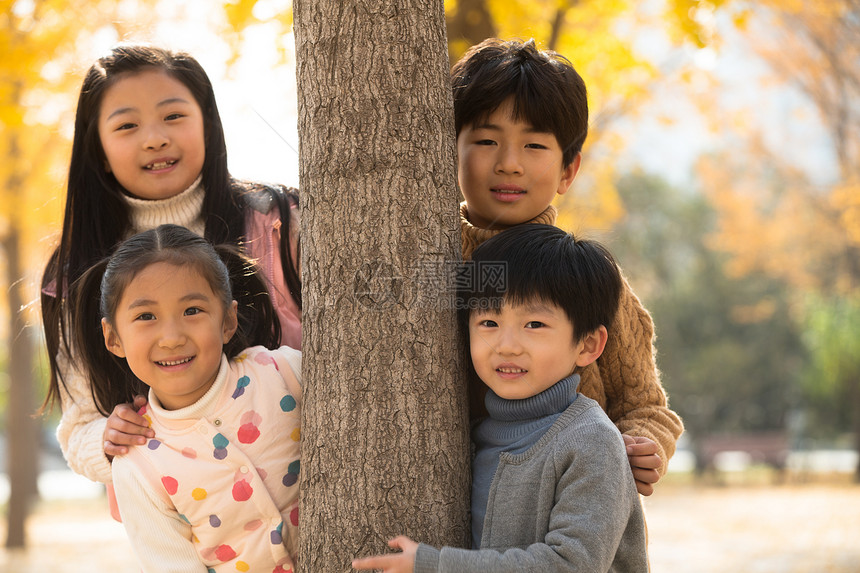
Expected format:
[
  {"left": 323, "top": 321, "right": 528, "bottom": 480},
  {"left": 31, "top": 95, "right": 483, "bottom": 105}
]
[
  {"left": 3, "top": 128, "right": 41, "bottom": 547},
  {"left": 293, "top": 1, "right": 470, "bottom": 571}
]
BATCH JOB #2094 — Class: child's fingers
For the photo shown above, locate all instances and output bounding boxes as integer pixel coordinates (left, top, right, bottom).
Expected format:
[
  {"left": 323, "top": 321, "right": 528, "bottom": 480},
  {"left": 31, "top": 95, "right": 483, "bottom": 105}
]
[
  {"left": 622, "top": 435, "right": 659, "bottom": 455},
  {"left": 107, "top": 413, "right": 153, "bottom": 436},
  {"left": 631, "top": 453, "right": 662, "bottom": 470},
  {"left": 388, "top": 536, "right": 410, "bottom": 550},
  {"left": 104, "top": 424, "right": 149, "bottom": 446},
  {"left": 389, "top": 535, "right": 419, "bottom": 554},
  {"left": 104, "top": 402, "right": 155, "bottom": 453},
  {"left": 110, "top": 403, "right": 154, "bottom": 432},
  {"left": 352, "top": 554, "right": 393, "bottom": 570},
  {"left": 632, "top": 465, "right": 661, "bottom": 484},
  {"left": 103, "top": 441, "right": 128, "bottom": 458},
  {"left": 634, "top": 478, "right": 655, "bottom": 497}
]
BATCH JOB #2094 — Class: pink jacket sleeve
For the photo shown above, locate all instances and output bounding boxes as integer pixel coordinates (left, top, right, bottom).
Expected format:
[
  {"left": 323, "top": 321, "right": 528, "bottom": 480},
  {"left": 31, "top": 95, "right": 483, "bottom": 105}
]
[{"left": 244, "top": 197, "right": 302, "bottom": 350}]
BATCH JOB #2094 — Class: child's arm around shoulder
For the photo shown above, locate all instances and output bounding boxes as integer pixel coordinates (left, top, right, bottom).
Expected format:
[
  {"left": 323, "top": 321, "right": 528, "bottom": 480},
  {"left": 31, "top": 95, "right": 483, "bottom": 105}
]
[
  {"left": 599, "top": 274, "right": 684, "bottom": 475},
  {"left": 111, "top": 454, "right": 206, "bottom": 572},
  {"left": 54, "top": 346, "right": 115, "bottom": 483}
]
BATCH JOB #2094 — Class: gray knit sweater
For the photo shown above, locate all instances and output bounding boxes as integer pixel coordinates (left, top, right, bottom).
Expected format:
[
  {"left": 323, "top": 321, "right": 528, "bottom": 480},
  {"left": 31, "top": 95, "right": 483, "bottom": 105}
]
[{"left": 414, "top": 395, "right": 648, "bottom": 572}]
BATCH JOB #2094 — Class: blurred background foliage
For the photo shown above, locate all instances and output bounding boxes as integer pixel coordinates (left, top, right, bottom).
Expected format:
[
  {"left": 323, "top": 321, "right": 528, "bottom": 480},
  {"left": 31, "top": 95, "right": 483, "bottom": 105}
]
[{"left": 1, "top": 0, "right": 858, "bottom": 496}]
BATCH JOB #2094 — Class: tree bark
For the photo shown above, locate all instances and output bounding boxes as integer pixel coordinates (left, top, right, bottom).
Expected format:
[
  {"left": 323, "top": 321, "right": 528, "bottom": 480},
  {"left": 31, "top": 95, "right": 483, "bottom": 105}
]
[{"left": 293, "top": 1, "right": 470, "bottom": 570}]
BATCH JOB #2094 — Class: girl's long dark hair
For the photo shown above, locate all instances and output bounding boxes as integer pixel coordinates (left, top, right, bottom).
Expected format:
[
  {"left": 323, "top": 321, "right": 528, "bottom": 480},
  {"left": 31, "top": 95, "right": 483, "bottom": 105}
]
[
  {"left": 41, "top": 44, "right": 300, "bottom": 412},
  {"left": 74, "top": 224, "right": 280, "bottom": 416}
]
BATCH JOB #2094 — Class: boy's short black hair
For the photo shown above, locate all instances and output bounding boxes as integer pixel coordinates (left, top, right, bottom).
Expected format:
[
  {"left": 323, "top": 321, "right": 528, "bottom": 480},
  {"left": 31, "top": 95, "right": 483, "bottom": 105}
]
[
  {"left": 459, "top": 224, "right": 622, "bottom": 342},
  {"left": 451, "top": 38, "right": 588, "bottom": 167}
]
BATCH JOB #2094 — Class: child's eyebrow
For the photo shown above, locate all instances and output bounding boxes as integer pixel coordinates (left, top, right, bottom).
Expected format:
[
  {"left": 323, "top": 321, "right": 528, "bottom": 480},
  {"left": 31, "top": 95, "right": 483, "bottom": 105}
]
[
  {"left": 126, "top": 298, "right": 157, "bottom": 310},
  {"left": 519, "top": 302, "right": 558, "bottom": 315},
  {"left": 471, "top": 305, "right": 501, "bottom": 316},
  {"left": 156, "top": 97, "right": 193, "bottom": 109},
  {"left": 105, "top": 107, "right": 136, "bottom": 121},
  {"left": 105, "top": 97, "right": 192, "bottom": 121},
  {"left": 125, "top": 292, "right": 210, "bottom": 310},
  {"left": 471, "top": 121, "right": 502, "bottom": 131},
  {"left": 472, "top": 121, "right": 552, "bottom": 136}
]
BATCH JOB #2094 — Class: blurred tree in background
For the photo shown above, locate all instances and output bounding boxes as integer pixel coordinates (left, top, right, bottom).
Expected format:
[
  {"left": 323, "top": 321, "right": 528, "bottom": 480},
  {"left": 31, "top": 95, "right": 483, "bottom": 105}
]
[
  {"left": 603, "top": 172, "right": 806, "bottom": 468},
  {"left": 696, "top": 0, "right": 860, "bottom": 475},
  {"left": 0, "top": 0, "right": 159, "bottom": 547}
]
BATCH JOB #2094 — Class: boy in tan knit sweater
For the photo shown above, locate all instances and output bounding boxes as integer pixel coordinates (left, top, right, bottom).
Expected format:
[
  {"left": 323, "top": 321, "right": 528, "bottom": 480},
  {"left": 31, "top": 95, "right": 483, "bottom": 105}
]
[{"left": 452, "top": 38, "right": 683, "bottom": 495}]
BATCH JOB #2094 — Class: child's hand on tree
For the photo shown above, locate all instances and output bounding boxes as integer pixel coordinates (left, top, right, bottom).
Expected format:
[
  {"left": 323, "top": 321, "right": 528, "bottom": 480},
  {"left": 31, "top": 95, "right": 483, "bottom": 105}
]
[
  {"left": 103, "top": 394, "right": 154, "bottom": 459},
  {"left": 352, "top": 536, "right": 418, "bottom": 573},
  {"left": 624, "top": 435, "right": 662, "bottom": 496}
]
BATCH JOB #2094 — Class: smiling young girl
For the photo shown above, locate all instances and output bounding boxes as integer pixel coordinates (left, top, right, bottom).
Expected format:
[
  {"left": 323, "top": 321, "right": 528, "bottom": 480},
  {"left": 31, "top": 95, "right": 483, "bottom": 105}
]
[
  {"left": 74, "top": 224, "right": 301, "bottom": 573},
  {"left": 41, "top": 45, "right": 301, "bottom": 485}
]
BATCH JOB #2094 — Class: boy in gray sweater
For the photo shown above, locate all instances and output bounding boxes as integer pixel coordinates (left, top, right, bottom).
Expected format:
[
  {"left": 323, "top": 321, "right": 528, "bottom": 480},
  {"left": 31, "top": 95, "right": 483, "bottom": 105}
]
[{"left": 353, "top": 224, "right": 648, "bottom": 572}]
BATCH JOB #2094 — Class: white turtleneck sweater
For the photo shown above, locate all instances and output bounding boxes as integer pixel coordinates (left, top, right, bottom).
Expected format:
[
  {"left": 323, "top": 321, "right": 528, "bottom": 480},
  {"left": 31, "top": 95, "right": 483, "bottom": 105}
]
[{"left": 122, "top": 175, "right": 206, "bottom": 238}]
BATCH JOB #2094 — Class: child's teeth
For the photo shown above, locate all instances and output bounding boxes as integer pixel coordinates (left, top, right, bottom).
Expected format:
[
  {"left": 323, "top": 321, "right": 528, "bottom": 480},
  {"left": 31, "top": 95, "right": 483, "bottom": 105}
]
[{"left": 159, "top": 357, "right": 191, "bottom": 366}]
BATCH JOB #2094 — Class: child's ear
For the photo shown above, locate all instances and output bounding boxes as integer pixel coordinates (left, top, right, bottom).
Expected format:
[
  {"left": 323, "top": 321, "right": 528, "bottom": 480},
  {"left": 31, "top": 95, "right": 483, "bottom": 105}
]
[
  {"left": 575, "top": 325, "right": 608, "bottom": 367},
  {"left": 556, "top": 152, "right": 582, "bottom": 196},
  {"left": 222, "top": 300, "right": 239, "bottom": 343},
  {"left": 102, "top": 318, "right": 125, "bottom": 358}
]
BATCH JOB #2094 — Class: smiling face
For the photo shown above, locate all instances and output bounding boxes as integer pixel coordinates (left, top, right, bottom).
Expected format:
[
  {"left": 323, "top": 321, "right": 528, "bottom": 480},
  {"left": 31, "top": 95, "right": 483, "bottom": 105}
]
[
  {"left": 98, "top": 68, "right": 206, "bottom": 201},
  {"left": 457, "top": 98, "right": 580, "bottom": 230},
  {"left": 469, "top": 299, "right": 605, "bottom": 401},
  {"left": 102, "top": 262, "right": 237, "bottom": 410}
]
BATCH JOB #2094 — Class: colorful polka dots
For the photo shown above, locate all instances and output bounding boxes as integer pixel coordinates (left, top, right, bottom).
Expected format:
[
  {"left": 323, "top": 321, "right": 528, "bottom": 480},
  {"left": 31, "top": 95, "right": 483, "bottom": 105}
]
[
  {"left": 161, "top": 476, "right": 178, "bottom": 495},
  {"left": 270, "top": 522, "right": 283, "bottom": 545},
  {"left": 255, "top": 352, "right": 278, "bottom": 369},
  {"left": 280, "top": 395, "right": 296, "bottom": 413},
  {"left": 232, "top": 376, "right": 251, "bottom": 399},
  {"left": 133, "top": 348, "right": 301, "bottom": 572},
  {"left": 213, "top": 433, "right": 229, "bottom": 460},
  {"left": 237, "top": 411, "right": 262, "bottom": 444},
  {"left": 282, "top": 460, "right": 300, "bottom": 487},
  {"left": 214, "top": 544, "right": 236, "bottom": 561},
  {"left": 232, "top": 479, "right": 253, "bottom": 502}
]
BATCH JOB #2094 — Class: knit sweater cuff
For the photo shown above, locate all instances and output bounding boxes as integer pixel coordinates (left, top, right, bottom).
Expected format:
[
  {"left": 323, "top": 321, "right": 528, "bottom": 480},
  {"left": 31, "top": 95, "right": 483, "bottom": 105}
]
[
  {"left": 414, "top": 543, "right": 441, "bottom": 573},
  {"left": 73, "top": 417, "right": 114, "bottom": 484}
]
